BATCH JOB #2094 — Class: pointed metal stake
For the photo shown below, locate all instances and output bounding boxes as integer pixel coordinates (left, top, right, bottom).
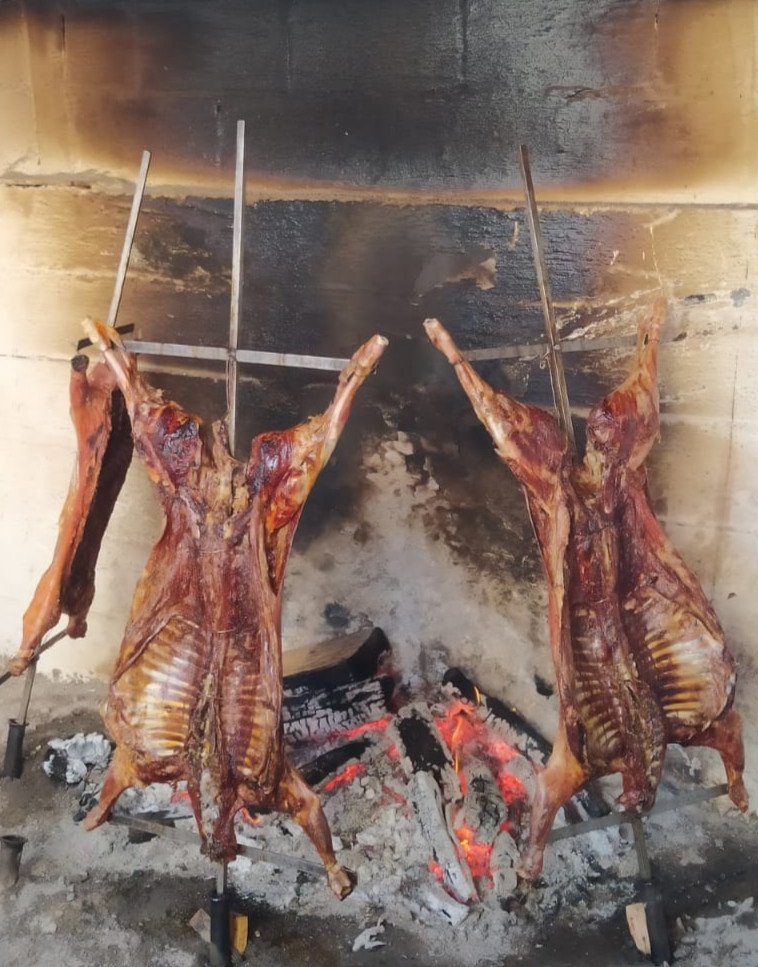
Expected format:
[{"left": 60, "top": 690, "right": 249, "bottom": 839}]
[{"left": 107, "top": 150, "right": 152, "bottom": 329}]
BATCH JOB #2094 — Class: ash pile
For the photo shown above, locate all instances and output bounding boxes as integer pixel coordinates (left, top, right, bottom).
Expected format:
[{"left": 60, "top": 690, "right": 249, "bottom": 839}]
[{"left": 41, "top": 628, "right": 639, "bottom": 962}]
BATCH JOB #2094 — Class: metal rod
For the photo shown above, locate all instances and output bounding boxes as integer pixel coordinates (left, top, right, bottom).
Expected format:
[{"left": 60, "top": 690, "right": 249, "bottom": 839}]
[
  {"left": 519, "top": 144, "right": 576, "bottom": 451},
  {"left": 107, "top": 813, "right": 327, "bottom": 877},
  {"left": 631, "top": 814, "right": 652, "bottom": 881},
  {"left": 466, "top": 333, "right": 641, "bottom": 362},
  {"left": 547, "top": 784, "right": 728, "bottom": 843},
  {"left": 227, "top": 119, "right": 246, "bottom": 456},
  {"left": 0, "top": 627, "right": 69, "bottom": 689},
  {"left": 17, "top": 661, "right": 37, "bottom": 725},
  {"left": 107, "top": 150, "right": 152, "bottom": 329},
  {"left": 216, "top": 861, "right": 228, "bottom": 895},
  {"left": 121, "top": 340, "right": 349, "bottom": 372}
]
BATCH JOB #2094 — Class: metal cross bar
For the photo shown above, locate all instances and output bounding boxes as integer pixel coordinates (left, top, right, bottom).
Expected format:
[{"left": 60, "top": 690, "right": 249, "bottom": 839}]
[
  {"left": 108, "top": 813, "right": 327, "bottom": 878},
  {"left": 121, "top": 340, "right": 349, "bottom": 372},
  {"left": 466, "top": 333, "right": 644, "bottom": 363},
  {"left": 519, "top": 144, "right": 576, "bottom": 451},
  {"left": 547, "top": 784, "right": 728, "bottom": 843}
]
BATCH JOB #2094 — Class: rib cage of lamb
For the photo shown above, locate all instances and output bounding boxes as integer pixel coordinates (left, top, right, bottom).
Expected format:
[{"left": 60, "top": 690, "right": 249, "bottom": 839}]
[
  {"left": 11, "top": 319, "right": 388, "bottom": 899},
  {"left": 425, "top": 300, "right": 747, "bottom": 881}
]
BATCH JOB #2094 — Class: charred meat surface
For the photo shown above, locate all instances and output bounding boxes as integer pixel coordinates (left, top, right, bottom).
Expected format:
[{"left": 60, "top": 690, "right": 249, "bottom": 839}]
[
  {"left": 9, "top": 355, "right": 133, "bottom": 675},
  {"left": 72, "top": 321, "right": 386, "bottom": 899},
  {"left": 425, "top": 302, "right": 747, "bottom": 881}
]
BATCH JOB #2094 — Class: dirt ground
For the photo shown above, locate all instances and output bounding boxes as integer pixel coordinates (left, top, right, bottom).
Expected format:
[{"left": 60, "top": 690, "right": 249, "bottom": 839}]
[{"left": 1, "top": 677, "right": 757, "bottom": 967}]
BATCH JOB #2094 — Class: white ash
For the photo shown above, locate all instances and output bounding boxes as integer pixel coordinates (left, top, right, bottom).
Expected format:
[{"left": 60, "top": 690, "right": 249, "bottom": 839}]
[
  {"left": 675, "top": 898, "right": 758, "bottom": 965},
  {"left": 43, "top": 732, "right": 113, "bottom": 786},
  {"left": 351, "top": 921, "right": 386, "bottom": 951},
  {"left": 116, "top": 781, "right": 193, "bottom": 819}
]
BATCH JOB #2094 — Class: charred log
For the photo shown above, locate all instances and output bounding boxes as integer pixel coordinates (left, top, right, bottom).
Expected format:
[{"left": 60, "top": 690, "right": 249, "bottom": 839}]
[
  {"left": 299, "top": 739, "right": 371, "bottom": 788},
  {"left": 283, "top": 676, "right": 394, "bottom": 747},
  {"left": 283, "top": 628, "right": 390, "bottom": 692},
  {"left": 283, "top": 629, "right": 395, "bottom": 749}
]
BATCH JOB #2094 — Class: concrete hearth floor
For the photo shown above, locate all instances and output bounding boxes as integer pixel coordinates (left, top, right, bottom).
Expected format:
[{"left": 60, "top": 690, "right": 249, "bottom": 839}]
[{"left": 1, "top": 675, "right": 757, "bottom": 967}]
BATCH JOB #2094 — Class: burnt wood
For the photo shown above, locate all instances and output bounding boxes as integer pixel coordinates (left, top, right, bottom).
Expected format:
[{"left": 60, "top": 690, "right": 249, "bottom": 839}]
[{"left": 283, "top": 627, "right": 390, "bottom": 692}]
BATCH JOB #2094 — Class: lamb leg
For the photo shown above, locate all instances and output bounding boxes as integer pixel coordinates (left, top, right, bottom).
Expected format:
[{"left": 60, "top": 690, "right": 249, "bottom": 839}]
[
  {"left": 689, "top": 707, "right": 748, "bottom": 812},
  {"left": 9, "top": 355, "right": 132, "bottom": 675},
  {"left": 82, "top": 744, "right": 141, "bottom": 830},
  {"left": 272, "top": 764, "right": 353, "bottom": 899},
  {"left": 517, "top": 722, "right": 587, "bottom": 881}
]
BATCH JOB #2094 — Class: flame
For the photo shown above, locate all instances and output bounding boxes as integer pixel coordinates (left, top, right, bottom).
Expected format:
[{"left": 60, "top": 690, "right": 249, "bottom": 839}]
[
  {"left": 455, "top": 823, "right": 494, "bottom": 881},
  {"left": 434, "top": 700, "right": 524, "bottom": 806},
  {"left": 427, "top": 695, "right": 529, "bottom": 890},
  {"left": 241, "top": 809, "right": 262, "bottom": 826},
  {"left": 323, "top": 762, "right": 366, "bottom": 792},
  {"left": 386, "top": 744, "right": 400, "bottom": 761}
]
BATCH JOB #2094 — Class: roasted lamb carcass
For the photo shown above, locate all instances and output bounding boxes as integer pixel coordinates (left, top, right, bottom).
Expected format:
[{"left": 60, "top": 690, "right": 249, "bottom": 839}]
[
  {"left": 69, "top": 321, "right": 387, "bottom": 899},
  {"left": 8, "top": 355, "right": 133, "bottom": 676},
  {"left": 424, "top": 303, "right": 747, "bottom": 880}
]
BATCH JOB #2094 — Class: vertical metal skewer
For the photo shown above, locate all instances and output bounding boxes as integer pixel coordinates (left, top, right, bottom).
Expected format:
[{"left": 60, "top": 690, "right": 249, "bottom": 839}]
[
  {"left": 518, "top": 144, "right": 576, "bottom": 452},
  {"left": 209, "top": 119, "right": 246, "bottom": 967},
  {"left": 227, "top": 119, "right": 246, "bottom": 458},
  {"left": 2, "top": 153, "right": 152, "bottom": 777},
  {"left": 107, "top": 150, "right": 152, "bottom": 328}
]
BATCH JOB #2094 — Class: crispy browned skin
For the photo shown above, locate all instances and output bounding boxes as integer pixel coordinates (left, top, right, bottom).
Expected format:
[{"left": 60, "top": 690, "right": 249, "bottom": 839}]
[
  {"left": 424, "top": 303, "right": 747, "bottom": 880},
  {"left": 81, "top": 322, "right": 387, "bottom": 899},
  {"left": 9, "top": 355, "right": 133, "bottom": 676}
]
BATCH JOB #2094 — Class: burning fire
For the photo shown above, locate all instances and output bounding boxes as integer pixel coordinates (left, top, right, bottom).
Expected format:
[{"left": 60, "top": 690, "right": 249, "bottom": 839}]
[{"left": 433, "top": 696, "right": 527, "bottom": 888}]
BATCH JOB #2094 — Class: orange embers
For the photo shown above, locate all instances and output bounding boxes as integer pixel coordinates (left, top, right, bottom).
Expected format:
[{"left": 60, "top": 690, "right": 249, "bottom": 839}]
[
  {"left": 434, "top": 697, "right": 526, "bottom": 887},
  {"left": 323, "top": 762, "right": 367, "bottom": 792},
  {"left": 455, "top": 824, "right": 494, "bottom": 880},
  {"left": 338, "top": 715, "right": 393, "bottom": 740}
]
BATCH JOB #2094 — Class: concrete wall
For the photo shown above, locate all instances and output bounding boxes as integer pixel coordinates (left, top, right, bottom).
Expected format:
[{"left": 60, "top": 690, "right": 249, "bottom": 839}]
[{"left": 0, "top": 0, "right": 756, "bottom": 798}]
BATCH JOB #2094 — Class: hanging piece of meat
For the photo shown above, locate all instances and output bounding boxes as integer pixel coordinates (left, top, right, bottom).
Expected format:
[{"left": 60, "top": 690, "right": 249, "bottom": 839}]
[
  {"left": 75, "top": 321, "right": 387, "bottom": 899},
  {"left": 8, "top": 355, "right": 133, "bottom": 676},
  {"left": 424, "top": 302, "right": 747, "bottom": 881}
]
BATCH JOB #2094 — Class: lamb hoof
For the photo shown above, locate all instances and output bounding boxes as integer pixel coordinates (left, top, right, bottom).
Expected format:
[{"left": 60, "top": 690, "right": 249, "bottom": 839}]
[
  {"left": 515, "top": 848, "right": 543, "bottom": 883},
  {"left": 729, "top": 778, "right": 749, "bottom": 813},
  {"left": 327, "top": 863, "right": 354, "bottom": 900}
]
